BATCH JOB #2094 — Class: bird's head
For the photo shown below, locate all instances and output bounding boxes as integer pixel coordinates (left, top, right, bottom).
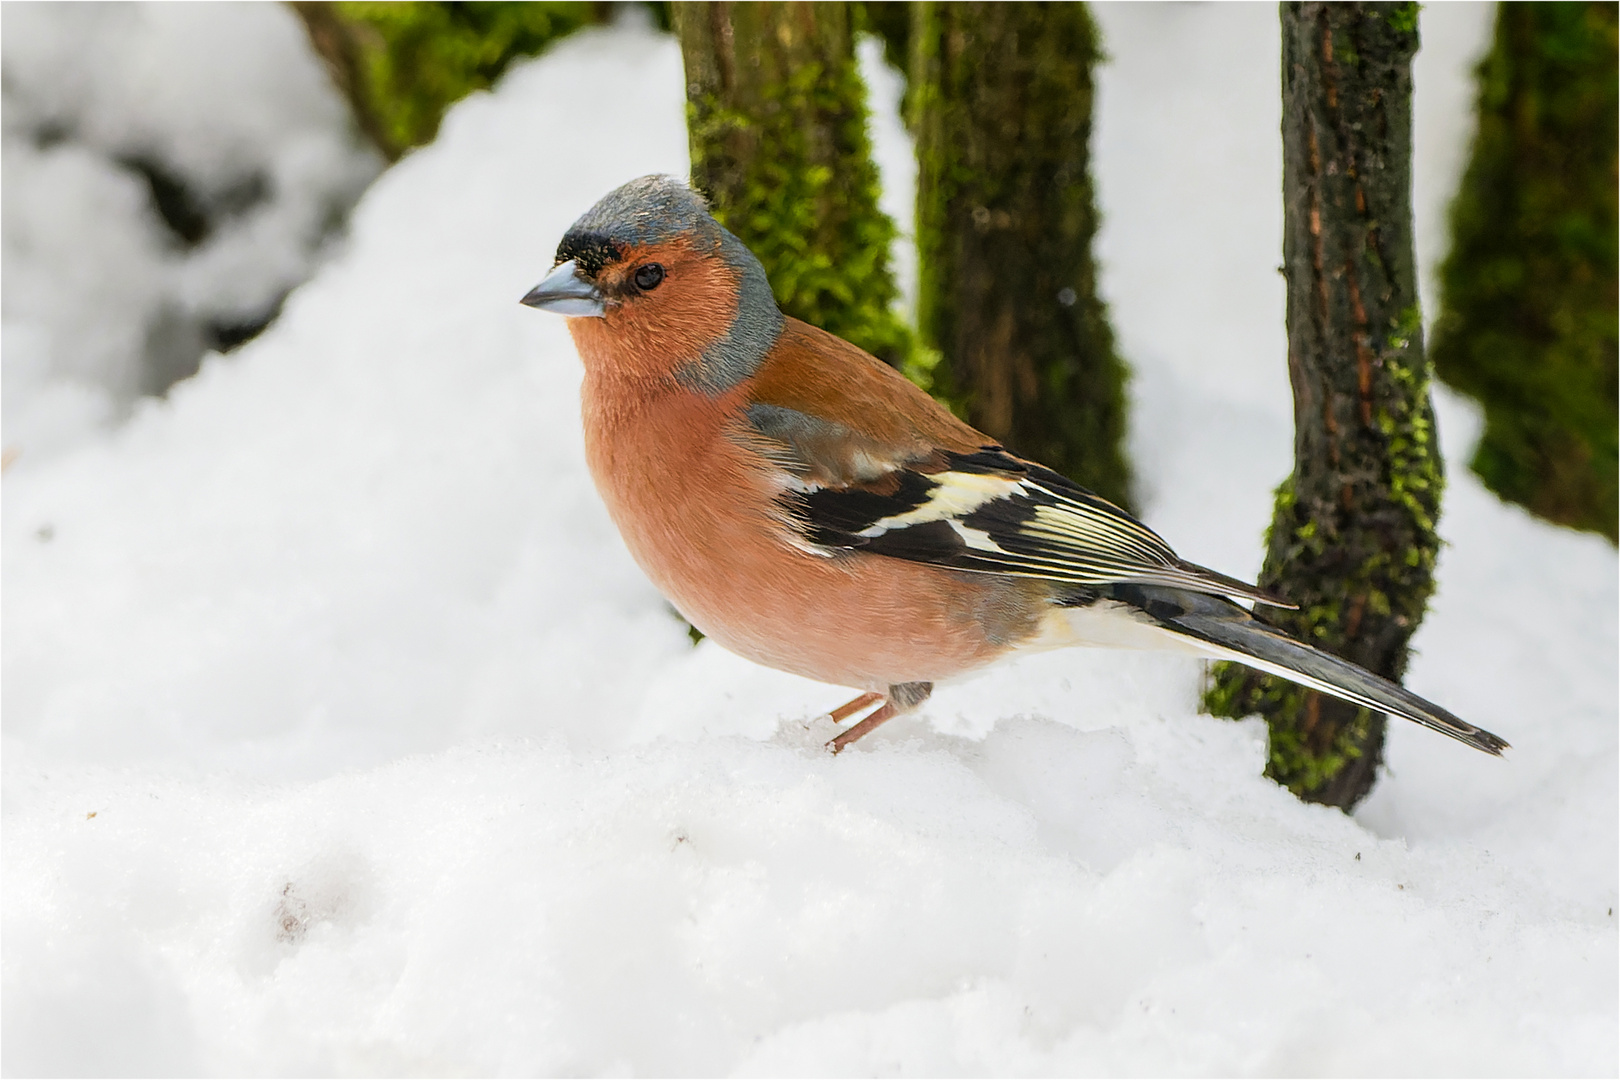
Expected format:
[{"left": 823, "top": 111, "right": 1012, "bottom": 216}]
[{"left": 522, "top": 175, "right": 784, "bottom": 392}]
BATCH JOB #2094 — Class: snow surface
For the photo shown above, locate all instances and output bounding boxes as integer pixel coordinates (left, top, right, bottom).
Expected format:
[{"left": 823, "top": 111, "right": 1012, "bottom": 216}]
[
  {"left": 1, "top": 2, "right": 381, "bottom": 464},
  {"left": 4, "top": 6, "right": 1616, "bottom": 1075}
]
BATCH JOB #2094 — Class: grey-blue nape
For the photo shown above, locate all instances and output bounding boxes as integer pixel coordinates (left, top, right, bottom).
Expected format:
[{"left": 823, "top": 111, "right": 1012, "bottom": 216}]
[{"left": 676, "top": 227, "right": 784, "bottom": 395}]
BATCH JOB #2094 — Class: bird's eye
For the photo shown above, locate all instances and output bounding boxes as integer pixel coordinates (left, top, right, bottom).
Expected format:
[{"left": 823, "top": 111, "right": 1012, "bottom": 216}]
[{"left": 633, "top": 263, "right": 664, "bottom": 291}]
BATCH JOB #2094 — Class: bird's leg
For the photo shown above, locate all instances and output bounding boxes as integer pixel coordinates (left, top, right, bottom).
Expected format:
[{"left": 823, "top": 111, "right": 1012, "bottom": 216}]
[
  {"left": 826, "top": 691, "right": 883, "bottom": 724},
  {"left": 827, "top": 682, "right": 933, "bottom": 754},
  {"left": 827, "top": 701, "right": 899, "bottom": 753}
]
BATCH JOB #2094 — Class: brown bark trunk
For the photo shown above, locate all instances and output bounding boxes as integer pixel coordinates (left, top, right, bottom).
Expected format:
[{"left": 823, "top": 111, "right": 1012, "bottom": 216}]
[
  {"left": 1205, "top": 2, "right": 1440, "bottom": 810},
  {"left": 673, "top": 2, "right": 910, "bottom": 367},
  {"left": 910, "top": 1, "right": 1132, "bottom": 510}
]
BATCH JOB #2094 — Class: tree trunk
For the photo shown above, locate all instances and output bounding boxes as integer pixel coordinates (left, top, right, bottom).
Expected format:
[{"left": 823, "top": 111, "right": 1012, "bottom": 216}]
[
  {"left": 289, "top": 3, "right": 397, "bottom": 158},
  {"left": 910, "top": 1, "right": 1132, "bottom": 510},
  {"left": 1204, "top": 2, "right": 1439, "bottom": 810},
  {"left": 1431, "top": 2, "right": 1617, "bottom": 542},
  {"left": 673, "top": 2, "right": 911, "bottom": 367},
  {"left": 290, "top": 3, "right": 598, "bottom": 161}
]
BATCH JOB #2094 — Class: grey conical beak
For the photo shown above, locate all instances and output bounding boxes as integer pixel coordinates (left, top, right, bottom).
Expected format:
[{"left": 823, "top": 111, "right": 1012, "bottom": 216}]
[{"left": 520, "top": 259, "right": 606, "bottom": 317}]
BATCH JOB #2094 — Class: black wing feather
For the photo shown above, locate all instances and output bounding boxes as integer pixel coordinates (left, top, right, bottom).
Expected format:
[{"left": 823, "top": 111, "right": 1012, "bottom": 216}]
[{"left": 748, "top": 408, "right": 1291, "bottom": 608}]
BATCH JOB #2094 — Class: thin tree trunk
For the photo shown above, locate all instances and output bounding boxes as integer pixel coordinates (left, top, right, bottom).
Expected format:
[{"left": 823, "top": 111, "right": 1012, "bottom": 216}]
[
  {"left": 289, "top": 2, "right": 397, "bottom": 159},
  {"left": 910, "top": 1, "right": 1132, "bottom": 510},
  {"left": 290, "top": 3, "right": 599, "bottom": 161},
  {"left": 1205, "top": 2, "right": 1439, "bottom": 810},
  {"left": 673, "top": 2, "right": 911, "bottom": 367}
]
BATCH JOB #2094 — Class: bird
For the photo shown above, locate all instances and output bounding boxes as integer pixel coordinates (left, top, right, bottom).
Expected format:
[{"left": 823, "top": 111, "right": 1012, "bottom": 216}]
[{"left": 520, "top": 174, "right": 1507, "bottom": 758}]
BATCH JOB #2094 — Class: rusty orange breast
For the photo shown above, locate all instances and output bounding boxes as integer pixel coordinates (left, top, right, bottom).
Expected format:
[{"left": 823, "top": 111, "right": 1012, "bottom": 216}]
[{"left": 571, "top": 354, "right": 1044, "bottom": 690}]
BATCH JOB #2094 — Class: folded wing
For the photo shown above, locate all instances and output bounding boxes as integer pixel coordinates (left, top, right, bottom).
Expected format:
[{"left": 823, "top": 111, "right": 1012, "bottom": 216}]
[{"left": 738, "top": 401, "right": 1291, "bottom": 609}]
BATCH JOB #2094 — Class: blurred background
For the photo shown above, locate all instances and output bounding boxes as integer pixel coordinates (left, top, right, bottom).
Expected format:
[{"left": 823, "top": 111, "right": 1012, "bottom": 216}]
[
  {"left": 4, "top": 0, "right": 1612, "bottom": 801},
  {"left": 1, "top": 4, "right": 1615, "bottom": 1075},
  {"left": 5, "top": 1, "right": 1613, "bottom": 536}
]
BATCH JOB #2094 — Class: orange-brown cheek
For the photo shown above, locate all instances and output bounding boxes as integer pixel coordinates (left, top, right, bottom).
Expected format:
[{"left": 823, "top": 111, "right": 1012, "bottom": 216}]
[{"left": 571, "top": 241, "right": 741, "bottom": 385}]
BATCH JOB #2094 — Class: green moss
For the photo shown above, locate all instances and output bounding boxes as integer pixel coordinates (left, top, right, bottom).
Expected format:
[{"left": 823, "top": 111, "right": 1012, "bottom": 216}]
[
  {"left": 1385, "top": 3, "right": 1421, "bottom": 37},
  {"left": 331, "top": 2, "right": 595, "bottom": 159},
  {"left": 1431, "top": 2, "right": 1618, "bottom": 541},
  {"left": 681, "top": 5, "right": 914, "bottom": 367},
  {"left": 1204, "top": 4, "right": 1439, "bottom": 809},
  {"left": 1210, "top": 340, "right": 1443, "bottom": 801}
]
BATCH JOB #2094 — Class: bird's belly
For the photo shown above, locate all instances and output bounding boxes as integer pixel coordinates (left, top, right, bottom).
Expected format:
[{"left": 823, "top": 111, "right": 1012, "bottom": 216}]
[
  {"left": 676, "top": 548, "right": 1043, "bottom": 690},
  {"left": 638, "top": 518, "right": 1042, "bottom": 688},
  {"left": 586, "top": 415, "right": 1044, "bottom": 689}
]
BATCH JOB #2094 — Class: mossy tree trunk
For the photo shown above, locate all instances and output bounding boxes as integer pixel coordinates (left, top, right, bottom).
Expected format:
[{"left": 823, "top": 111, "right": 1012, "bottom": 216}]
[
  {"left": 291, "top": 2, "right": 597, "bottom": 161},
  {"left": 1431, "top": 2, "right": 1617, "bottom": 542},
  {"left": 673, "top": 2, "right": 911, "bottom": 366},
  {"left": 289, "top": 3, "right": 395, "bottom": 157},
  {"left": 910, "top": 2, "right": 1132, "bottom": 510},
  {"left": 1205, "top": 2, "right": 1439, "bottom": 810}
]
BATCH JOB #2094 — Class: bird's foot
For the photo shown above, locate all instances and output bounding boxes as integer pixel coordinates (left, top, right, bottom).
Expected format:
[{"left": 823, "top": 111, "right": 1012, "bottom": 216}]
[
  {"left": 827, "top": 701, "right": 899, "bottom": 754},
  {"left": 822, "top": 682, "right": 933, "bottom": 754}
]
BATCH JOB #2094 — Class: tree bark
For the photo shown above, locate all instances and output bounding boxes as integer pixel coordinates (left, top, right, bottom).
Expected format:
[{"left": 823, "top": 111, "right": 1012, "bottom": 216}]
[
  {"left": 673, "top": 2, "right": 911, "bottom": 367},
  {"left": 910, "top": 1, "right": 1132, "bottom": 510},
  {"left": 289, "top": 2, "right": 397, "bottom": 159},
  {"left": 290, "top": 3, "right": 598, "bottom": 161},
  {"left": 1205, "top": 2, "right": 1439, "bottom": 810}
]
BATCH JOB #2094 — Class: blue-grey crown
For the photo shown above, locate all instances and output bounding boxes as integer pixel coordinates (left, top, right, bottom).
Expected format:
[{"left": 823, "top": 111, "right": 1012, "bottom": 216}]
[
  {"left": 557, "top": 175, "right": 719, "bottom": 272},
  {"left": 557, "top": 174, "right": 784, "bottom": 394}
]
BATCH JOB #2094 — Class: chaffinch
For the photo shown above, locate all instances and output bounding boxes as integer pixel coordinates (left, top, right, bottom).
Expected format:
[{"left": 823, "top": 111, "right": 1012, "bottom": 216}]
[{"left": 522, "top": 175, "right": 1506, "bottom": 756}]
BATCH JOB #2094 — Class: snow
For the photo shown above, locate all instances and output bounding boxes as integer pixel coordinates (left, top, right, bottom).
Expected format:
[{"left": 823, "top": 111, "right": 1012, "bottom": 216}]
[
  {"left": 4, "top": 7, "right": 1615, "bottom": 1075},
  {"left": 859, "top": 35, "right": 919, "bottom": 317},
  {"left": 1, "top": 2, "right": 381, "bottom": 464}
]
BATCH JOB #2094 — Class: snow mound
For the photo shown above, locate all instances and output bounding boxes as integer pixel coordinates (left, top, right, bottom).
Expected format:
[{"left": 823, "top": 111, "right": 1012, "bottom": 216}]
[
  {"left": 4, "top": 10, "right": 1615, "bottom": 1076},
  {"left": 1, "top": 2, "right": 381, "bottom": 462}
]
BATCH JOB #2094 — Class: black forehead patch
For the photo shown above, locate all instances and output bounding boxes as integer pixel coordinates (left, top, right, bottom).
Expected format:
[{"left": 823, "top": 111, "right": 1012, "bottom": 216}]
[
  {"left": 555, "top": 174, "right": 718, "bottom": 272},
  {"left": 555, "top": 230, "right": 623, "bottom": 276}
]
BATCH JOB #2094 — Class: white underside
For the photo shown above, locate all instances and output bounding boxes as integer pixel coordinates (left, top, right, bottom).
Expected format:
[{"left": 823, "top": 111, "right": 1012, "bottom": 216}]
[
  {"left": 1033, "top": 600, "right": 1213, "bottom": 656},
  {"left": 1032, "top": 602, "right": 1429, "bottom": 729}
]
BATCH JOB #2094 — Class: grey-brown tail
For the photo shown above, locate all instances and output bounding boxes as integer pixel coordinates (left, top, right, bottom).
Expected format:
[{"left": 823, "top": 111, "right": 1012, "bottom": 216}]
[{"left": 1113, "top": 583, "right": 1509, "bottom": 756}]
